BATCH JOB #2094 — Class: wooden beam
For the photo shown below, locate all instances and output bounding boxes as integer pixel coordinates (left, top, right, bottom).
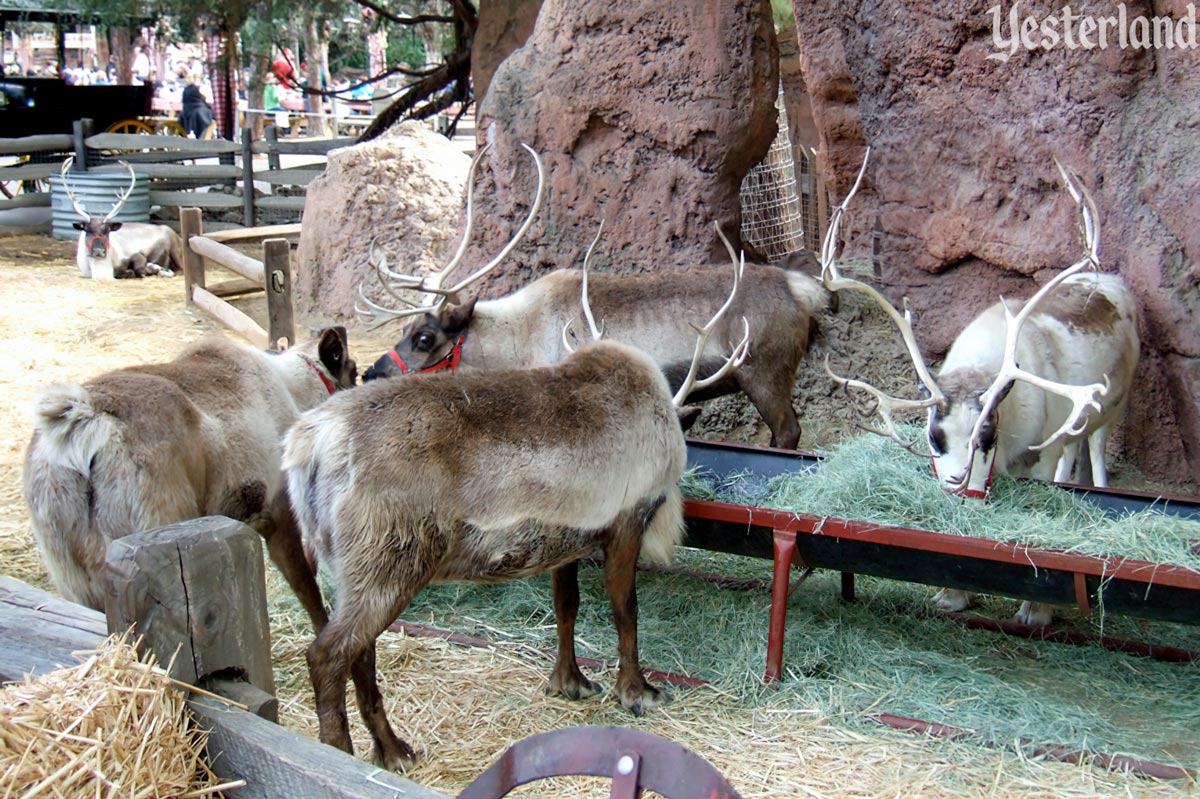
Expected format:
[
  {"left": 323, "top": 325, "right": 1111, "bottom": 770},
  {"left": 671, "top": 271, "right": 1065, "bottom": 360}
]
[
  {"left": 85, "top": 134, "right": 241, "bottom": 154},
  {"left": 0, "top": 134, "right": 74, "bottom": 154},
  {"left": 189, "top": 236, "right": 266, "bottom": 285},
  {"left": 150, "top": 191, "right": 242, "bottom": 209},
  {"left": 0, "top": 576, "right": 106, "bottom": 683},
  {"left": 192, "top": 286, "right": 269, "bottom": 349},
  {"left": 205, "top": 224, "right": 302, "bottom": 243},
  {"left": 104, "top": 517, "right": 278, "bottom": 715},
  {"left": 188, "top": 696, "right": 449, "bottom": 799}
]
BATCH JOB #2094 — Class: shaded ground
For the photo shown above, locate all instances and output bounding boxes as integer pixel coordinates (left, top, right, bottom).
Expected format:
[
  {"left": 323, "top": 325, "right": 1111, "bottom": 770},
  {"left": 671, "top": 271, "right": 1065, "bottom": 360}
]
[{"left": 0, "top": 233, "right": 1195, "bottom": 798}]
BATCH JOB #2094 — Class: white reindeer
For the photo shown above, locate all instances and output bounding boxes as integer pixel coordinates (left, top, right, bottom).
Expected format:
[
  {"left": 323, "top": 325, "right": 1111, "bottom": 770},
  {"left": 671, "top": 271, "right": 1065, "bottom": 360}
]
[
  {"left": 821, "top": 151, "right": 1141, "bottom": 626},
  {"left": 61, "top": 158, "right": 183, "bottom": 280}
]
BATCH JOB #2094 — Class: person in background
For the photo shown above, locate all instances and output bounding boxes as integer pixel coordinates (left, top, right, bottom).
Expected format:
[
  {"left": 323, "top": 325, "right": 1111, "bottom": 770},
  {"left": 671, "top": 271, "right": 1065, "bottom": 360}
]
[
  {"left": 180, "top": 70, "right": 215, "bottom": 138},
  {"left": 263, "top": 71, "right": 290, "bottom": 131}
]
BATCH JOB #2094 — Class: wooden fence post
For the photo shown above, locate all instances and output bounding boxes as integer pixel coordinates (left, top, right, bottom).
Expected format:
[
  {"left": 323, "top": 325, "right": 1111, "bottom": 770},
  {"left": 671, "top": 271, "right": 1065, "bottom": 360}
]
[
  {"left": 181, "top": 207, "right": 205, "bottom": 305},
  {"left": 72, "top": 119, "right": 92, "bottom": 170},
  {"left": 264, "top": 238, "right": 295, "bottom": 349},
  {"left": 241, "top": 127, "right": 256, "bottom": 228},
  {"left": 265, "top": 126, "right": 281, "bottom": 172},
  {"left": 104, "top": 516, "right": 278, "bottom": 721}
]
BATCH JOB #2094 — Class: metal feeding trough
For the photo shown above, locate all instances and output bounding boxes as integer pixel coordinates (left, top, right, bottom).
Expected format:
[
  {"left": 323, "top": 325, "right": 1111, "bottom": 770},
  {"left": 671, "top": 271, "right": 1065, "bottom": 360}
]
[{"left": 681, "top": 438, "right": 1200, "bottom": 681}]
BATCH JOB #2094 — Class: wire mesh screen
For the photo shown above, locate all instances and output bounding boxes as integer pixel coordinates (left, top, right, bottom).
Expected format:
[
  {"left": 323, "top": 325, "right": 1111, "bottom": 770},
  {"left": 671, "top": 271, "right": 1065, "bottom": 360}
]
[
  {"left": 739, "top": 93, "right": 808, "bottom": 261},
  {"left": 796, "top": 147, "right": 822, "bottom": 252}
]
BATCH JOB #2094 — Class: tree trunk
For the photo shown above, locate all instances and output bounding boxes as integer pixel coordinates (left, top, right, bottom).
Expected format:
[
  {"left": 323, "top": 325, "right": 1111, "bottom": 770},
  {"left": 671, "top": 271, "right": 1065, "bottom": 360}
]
[
  {"left": 302, "top": 12, "right": 331, "bottom": 137},
  {"left": 109, "top": 26, "right": 133, "bottom": 84}
]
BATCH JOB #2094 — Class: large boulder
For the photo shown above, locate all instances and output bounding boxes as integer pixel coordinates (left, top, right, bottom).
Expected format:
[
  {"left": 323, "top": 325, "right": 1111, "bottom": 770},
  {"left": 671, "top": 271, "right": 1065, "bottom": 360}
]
[
  {"left": 293, "top": 122, "right": 471, "bottom": 326},
  {"left": 793, "top": 0, "right": 1200, "bottom": 485},
  {"left": 463, "top": 0, "right": 780, "bottom": 298}
]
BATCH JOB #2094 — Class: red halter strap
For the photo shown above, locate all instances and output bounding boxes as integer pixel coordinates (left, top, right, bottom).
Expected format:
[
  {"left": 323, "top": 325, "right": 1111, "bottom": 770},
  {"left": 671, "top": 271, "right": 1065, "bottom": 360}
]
[
  {"left": 87, "top": 233, "right": 108, "bottom": 251},
  {"left": 304, "top": 359, "right": 337, "bottom": 395},
  {"left": 386, "top": 334, "right": 467, "bottom": 375}
]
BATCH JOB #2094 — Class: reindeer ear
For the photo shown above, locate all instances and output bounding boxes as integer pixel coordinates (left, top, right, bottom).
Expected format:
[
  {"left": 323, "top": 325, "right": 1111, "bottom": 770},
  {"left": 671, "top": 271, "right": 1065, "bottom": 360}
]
[
  {"left": 442, "top": 298, "right": 478, "bottom": 335},
  {"left": 107, "top": 222, "right": 123, "bottom": 232},
  {"left": 317, "top": 326, "right": 347, "bottom": 369},
  {"left": 72, "top": 221, "right": 85, "bottom": 231}
]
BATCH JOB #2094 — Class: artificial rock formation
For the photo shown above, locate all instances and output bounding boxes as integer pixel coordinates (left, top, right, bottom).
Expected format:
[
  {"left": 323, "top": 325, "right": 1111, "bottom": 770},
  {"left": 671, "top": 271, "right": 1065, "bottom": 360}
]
[
  {"left": 794, "top": 0, "right": 1200, "bottom": 484},
  {"left": 464, "top": 0, "right": 780, "bottom": 297},
  {"left": 293, "top": 121, "right": 471, "bottom": 325}
]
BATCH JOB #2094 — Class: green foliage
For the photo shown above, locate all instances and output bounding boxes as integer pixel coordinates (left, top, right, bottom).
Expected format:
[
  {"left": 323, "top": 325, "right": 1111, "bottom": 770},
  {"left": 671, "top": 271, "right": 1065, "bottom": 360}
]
[{"left": 770, "top": 0, "right": 794, "bottom": 32}]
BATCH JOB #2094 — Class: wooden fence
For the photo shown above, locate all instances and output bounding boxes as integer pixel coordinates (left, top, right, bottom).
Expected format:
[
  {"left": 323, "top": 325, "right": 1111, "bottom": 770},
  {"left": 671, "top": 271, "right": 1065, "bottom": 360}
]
[
  {"left": 180, "top": 207, "right": 298, "bottom": 351},
  {"left": 0, "top": 118, "right": 357, "bottom": 227}
]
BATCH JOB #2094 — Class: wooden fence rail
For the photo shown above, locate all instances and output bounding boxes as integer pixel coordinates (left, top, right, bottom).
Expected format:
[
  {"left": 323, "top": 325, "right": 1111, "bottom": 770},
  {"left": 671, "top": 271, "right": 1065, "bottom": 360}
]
[
  {"left": 1, "top": 119, "right": 356, "bottom": 225},
  {"left": 180, "top": 207, "right": 297, "bottom": 350}
]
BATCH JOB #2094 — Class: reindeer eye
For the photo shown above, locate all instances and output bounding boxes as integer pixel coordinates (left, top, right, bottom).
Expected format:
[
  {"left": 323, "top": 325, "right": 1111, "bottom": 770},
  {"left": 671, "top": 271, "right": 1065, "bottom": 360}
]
[
  {"left": 414, "top": 333, "right": 434, "bottom": 350},
  {"left": 928, "top": 427, "right": 946, "bottom": 457}
]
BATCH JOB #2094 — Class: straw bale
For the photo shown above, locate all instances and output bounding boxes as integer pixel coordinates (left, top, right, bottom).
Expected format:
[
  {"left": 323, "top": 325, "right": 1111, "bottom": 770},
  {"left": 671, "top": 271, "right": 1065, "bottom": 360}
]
[{"left": 0, "top": 634, "right": 241, "bottom": 798}]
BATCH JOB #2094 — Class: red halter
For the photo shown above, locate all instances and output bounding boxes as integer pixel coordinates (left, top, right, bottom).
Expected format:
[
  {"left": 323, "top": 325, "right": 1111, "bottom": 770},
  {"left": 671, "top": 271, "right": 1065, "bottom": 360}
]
[
  {"left": 304, "top": 359, "right": 337, "bottom": 395},
  {"left": 386, "top": 334, "right": 467, "bottom": 375}
]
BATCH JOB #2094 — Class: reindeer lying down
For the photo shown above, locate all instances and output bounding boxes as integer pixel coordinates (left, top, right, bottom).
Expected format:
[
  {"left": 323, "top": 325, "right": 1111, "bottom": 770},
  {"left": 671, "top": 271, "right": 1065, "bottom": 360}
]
[
  {"left": 23, "top": 328, "right": 357, "bottom": 611},
  {"left": 61, "top": 158, "right": 184, "bottom": 280},
  {"left": 281, "top": 242, "right": 750, "bottom": 770}
]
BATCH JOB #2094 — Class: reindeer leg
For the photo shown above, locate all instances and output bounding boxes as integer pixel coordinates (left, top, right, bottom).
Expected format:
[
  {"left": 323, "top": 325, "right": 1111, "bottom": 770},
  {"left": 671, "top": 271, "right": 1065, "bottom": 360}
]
[
  {"left": 260, "top": 489, "right": 328, "bottom": 631},
  {"left": 546, "top": 561, "right": 602, "bottom": 701},
  {"left": 308, "top": 586, "right": 417, "bottom": 770},
  {"left": 1087, "top": 426, "right": 1109, "bottom": 487},
  {"left": 736, "top": 371, "right": 801, "bottom": 449},
  {"left": 602, "top": 513, "right": 663, "bottom": 716},
  {"left": 124, "top": 252, "right": 151, "bottom": 278}
]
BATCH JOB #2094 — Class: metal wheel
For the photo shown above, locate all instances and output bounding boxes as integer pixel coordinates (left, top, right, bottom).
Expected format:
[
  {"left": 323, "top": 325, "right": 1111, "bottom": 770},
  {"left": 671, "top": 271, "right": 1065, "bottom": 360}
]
[{"left": 105, "top": 119, "right": 157, "bottom": 135}]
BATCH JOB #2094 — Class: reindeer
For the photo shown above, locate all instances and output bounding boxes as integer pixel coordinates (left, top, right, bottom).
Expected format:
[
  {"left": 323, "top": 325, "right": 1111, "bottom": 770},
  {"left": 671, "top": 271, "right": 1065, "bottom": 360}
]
[
  {"left": 356, "top": 145, "right": 830, "bottom": 449},
  {"left": 820, "top": 151, "right": 1140, "bottom": 626},
  {"left": 280, "top": 242, "right": 750, "bottom": 770},
  {"left": 61, "top": 158, "right": 184, "bottom": 280},
  {"left": 22, "top": 328, "right": 357, "bottom": 612}
]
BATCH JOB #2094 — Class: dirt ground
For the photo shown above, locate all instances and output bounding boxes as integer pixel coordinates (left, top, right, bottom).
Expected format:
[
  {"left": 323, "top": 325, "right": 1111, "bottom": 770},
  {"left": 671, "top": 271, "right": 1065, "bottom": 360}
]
[{"left": 1, "top": 233, "right": 1192, "bottom": 799}]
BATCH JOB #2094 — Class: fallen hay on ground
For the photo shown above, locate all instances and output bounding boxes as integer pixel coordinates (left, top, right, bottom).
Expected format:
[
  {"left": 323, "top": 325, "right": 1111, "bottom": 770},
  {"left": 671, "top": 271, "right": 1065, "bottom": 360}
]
[
  {"left": 680, "top": 425, "right": 1200, "bottom": 569},
  {"left": 0, "top": 634, "right": 241, "bottom": 798}
]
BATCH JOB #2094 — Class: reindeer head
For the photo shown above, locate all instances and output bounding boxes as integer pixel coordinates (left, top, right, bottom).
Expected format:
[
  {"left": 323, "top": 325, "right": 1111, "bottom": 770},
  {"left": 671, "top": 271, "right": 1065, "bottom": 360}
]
[
  {"left": 61, "top": 157, "right": 137, "bottom": 260},
  {"left": 357, "top": 142, "right": 545, "bottom": 381},
  {"left": 820, "top": 150, "right": 1107, "bottom": 499}
]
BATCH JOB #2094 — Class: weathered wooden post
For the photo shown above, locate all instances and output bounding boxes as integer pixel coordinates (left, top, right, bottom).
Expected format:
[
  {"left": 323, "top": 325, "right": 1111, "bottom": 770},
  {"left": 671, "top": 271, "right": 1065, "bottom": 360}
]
[
  {"left": 181, "top": 206, "right": 205, "bottom": 304},
  {"left": 104, "top": 516, "right": 278, "bottom": 721},
  {"left": 71, "top": 118, "right": 93, "bottom": 171},
  {"left": 241, "top": 126, "right": 256, "bottom": 228},
  {"left": 264, "top": 238, "right": 294, "bottom": 349}
]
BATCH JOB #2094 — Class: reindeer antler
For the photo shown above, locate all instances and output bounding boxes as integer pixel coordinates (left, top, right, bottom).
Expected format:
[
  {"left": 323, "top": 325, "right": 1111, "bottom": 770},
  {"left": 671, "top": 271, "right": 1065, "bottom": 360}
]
[
  {"left": 59, "top": 157, "right": 138, "bottom": 223},
  {"left": 355, "top": 142, "right": 546, "bottom": 330},
  {"left": 562, "top": 221, "right": 607, "bottom": 353},
  {"left": 949, "top": 163, "right": 1109, "bottom": 491},
  {"left": 671, "top": 223, "right": 750, "bottom": 408},
  {"left": 819, "top": 148, "right": 945, "bottom": 455}
]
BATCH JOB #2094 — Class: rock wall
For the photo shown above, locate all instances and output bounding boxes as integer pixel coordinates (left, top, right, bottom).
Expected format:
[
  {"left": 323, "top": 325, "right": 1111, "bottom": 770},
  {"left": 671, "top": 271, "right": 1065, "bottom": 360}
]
[
  {"left": 463, "top": 0, "right": 780, "bottom": 297},
  {"left": 793, "top": 0, "right": 1200, "bottom": 485},
  {"left": 293, "top": 122, "right": 471, "bottom": 326},
  {"left": 472, "top": 0, "right": 542, "bottom": 103}
]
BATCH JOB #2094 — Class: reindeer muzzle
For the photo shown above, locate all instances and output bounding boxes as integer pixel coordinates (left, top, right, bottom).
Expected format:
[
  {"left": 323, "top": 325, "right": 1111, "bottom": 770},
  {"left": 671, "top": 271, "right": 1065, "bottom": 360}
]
[{"left": 88, "top": 234, "right": 108, "bottom": 258}]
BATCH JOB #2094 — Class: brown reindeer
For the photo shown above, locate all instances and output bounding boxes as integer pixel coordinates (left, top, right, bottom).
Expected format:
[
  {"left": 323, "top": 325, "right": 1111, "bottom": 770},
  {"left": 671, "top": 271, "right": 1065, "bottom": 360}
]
[
  {"left": 281, "top": 245, "right": 750, "bottom": 770},
  {"left": 23, "top": 328, "right": 357, "bottom": 612},
  {"left": 356, "top": 148, "right": 829, "bottom": 449}
]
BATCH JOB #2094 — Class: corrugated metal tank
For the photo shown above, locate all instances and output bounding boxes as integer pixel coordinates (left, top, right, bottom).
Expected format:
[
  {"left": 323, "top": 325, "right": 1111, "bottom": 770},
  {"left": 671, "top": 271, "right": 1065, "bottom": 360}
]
[{"left": 50, "top": 166, "right": 151, "bottom": 241}]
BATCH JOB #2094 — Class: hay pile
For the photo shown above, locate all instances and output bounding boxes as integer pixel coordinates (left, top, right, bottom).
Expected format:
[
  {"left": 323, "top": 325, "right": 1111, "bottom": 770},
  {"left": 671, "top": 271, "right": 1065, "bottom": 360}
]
[
  {"left": 0, "top": 635, "right": 241, "bottom": 798},
  {"left": 681, "top": 425, "right": 1200, "bottom": 569}
]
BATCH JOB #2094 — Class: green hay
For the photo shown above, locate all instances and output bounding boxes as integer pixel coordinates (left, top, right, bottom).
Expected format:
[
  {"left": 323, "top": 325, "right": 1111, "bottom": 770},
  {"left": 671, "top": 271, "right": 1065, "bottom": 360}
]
[
  {"left": 400, "top": 557, "right": 1200, "bottom": 771},
  {"left": 683, "top": 426, "right": 1200, "bottom": 570}
]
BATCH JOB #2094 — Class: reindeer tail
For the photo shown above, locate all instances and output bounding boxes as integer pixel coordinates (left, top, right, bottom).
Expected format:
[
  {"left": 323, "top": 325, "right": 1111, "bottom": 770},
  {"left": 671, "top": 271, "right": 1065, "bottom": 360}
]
[
  {"left": 639, "top": 485, "right": 685, "bottom": 566},
  {"left": 24, "top": 382, "right": 118, "bottom": 610}
]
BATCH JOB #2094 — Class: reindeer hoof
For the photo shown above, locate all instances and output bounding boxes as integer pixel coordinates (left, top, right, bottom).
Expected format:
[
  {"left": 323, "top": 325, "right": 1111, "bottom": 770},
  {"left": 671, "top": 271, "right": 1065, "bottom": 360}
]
[
  {"left": 932, "top": 588, "right": 973, "bottom": 612},
  {"left": 157, "top": 269, "right": 175, "bottom": 278},
  {"left": 1012, "top": 601, "right": 1053, "bottom": 628},
  {"left": 547, "top": 672, "right": 602, "bottom": 701},
  {"left": 618, "top": 681, "right": 665, "bottom": 717},
  {"left": 371, "top": 739, "right": 417, "bottom": 773}
]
